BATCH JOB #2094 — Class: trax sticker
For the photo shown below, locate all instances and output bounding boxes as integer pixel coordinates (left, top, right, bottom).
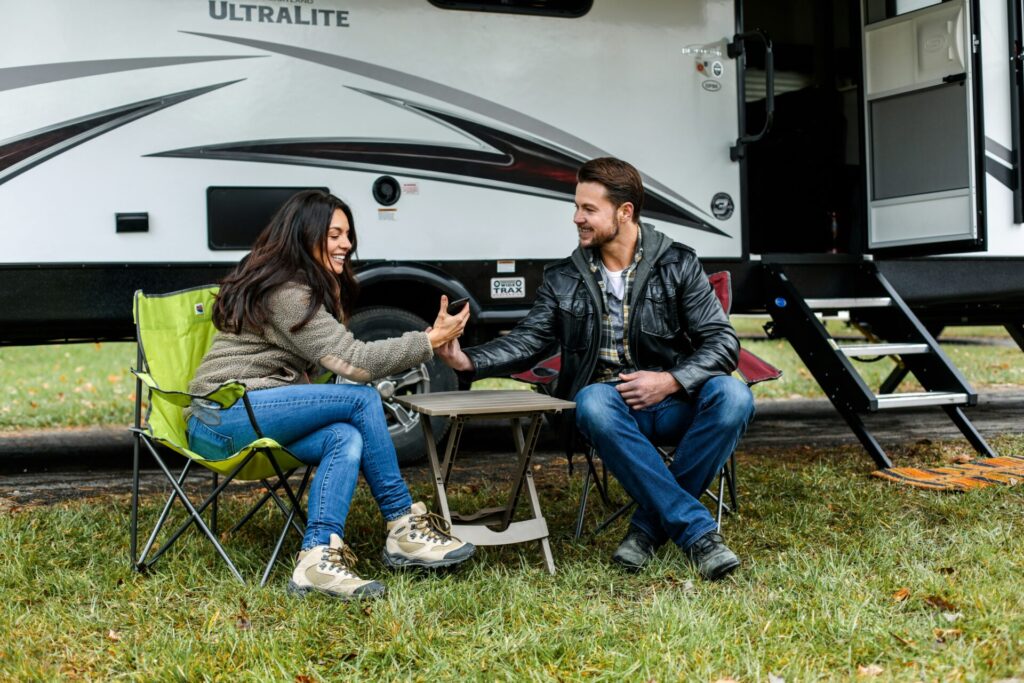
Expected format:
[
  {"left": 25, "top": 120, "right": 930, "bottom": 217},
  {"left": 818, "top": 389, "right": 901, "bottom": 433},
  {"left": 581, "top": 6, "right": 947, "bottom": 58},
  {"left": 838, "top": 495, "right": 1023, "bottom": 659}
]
[
  {"left": 208, "top": 2, "right": 350, "bottom": 27},
  {"left": 378, "top": 208, "right": 397, "bottom": 221},
  {"left": 491, "top": 277, "right": 525, "bottom": 299}
]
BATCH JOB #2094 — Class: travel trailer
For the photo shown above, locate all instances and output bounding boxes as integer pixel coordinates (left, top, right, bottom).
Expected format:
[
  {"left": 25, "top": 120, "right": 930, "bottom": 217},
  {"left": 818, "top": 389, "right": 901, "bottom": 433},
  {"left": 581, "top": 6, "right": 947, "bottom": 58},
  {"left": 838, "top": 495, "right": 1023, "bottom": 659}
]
[{"left": 3, "top": 0, "right": 1023, "bottom": 464}]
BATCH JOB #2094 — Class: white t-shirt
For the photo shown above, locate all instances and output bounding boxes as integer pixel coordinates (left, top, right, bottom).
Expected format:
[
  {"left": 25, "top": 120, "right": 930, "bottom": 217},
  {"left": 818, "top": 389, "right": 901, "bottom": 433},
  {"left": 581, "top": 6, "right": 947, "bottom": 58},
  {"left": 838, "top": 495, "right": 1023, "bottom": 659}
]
[{"left": 601, "top": 264, "right": 626, "bottom": 300}]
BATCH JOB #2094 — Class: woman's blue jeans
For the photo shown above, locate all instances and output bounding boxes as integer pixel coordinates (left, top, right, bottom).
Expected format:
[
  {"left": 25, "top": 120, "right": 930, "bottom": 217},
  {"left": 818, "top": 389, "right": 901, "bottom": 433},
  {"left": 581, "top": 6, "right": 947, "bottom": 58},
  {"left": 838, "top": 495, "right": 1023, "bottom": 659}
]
[
  {"left": 186, "top": 383, "right": 413, "bottom": 549},
  {"left": 575, "top": 376, "right": 755, "bottom": 550}
]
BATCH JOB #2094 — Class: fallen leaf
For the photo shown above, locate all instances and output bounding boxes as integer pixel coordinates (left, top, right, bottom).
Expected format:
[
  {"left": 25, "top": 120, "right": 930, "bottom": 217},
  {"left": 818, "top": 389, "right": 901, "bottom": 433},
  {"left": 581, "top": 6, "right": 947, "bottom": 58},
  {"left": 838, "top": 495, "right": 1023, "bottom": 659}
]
[
  {"left": 712, "top": 678, "right": 740, "bottom": 683},
  {"left": 933, "top": 628, "right": 962, "bottom": 643},
  {"left": 936, "top": 567, "right": 956, "bottom": 575},
  {"left": 107, "top": 374, "right": 122, "bottom": 384},
  {"left": 943, "top": 611, "right": 963, "bottom": 623},
  {"left": 106, "top": 629, "right": 121, "bottom": 642},
  {"left": 892, "top": 587, "right": 911, "bottom": 602},
  {"left": 295, "top": 676, "right": 314, "bottom": 683},
  {"left": 235, "top": 599, "right": 251, "bottom": 631},
  {"left": 947, "top": 453, "right": 973, "bottom": 464},
  {"left": 857, "top": 664, "right": 884, "bottom": 677},
  {"left": 923, "top": 595, "right": 957, "bottom": 611},
  {"left": 768, "top": 673, "right": 785, "bottom": 683}
]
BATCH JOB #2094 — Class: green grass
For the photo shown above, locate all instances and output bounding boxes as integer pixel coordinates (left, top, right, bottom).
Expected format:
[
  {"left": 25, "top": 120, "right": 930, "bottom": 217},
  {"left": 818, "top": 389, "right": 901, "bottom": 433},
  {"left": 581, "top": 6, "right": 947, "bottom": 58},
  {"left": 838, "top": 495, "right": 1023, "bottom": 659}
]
[{"left": 2, "top": 435, "right": 1023, "bottom": 680}]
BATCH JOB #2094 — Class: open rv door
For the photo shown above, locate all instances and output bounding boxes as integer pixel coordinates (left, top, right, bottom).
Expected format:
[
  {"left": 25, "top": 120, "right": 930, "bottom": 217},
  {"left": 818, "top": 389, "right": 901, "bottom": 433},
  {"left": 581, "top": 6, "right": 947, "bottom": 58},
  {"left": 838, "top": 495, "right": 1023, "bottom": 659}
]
[{"left": 862, "top": 0, "right": 985, "bottom": 254}]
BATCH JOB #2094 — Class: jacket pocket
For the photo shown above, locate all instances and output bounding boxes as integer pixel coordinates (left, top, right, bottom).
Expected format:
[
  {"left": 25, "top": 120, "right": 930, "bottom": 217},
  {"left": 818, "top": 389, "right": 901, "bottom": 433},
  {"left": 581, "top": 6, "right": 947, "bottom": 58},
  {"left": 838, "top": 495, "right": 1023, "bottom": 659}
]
[
  {"left": 556, "top": 295, "right": 590, "bottom": 351},
  {"left": 638, "top": 285, "right": 680, "bottom": 339}
]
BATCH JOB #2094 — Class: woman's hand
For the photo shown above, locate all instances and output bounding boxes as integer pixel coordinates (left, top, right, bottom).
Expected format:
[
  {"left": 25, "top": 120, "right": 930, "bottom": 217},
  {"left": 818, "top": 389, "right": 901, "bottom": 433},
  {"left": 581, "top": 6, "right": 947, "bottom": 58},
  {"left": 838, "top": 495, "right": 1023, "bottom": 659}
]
[{"left": 426, "top": 295, "right": 470, "bottom": 349}]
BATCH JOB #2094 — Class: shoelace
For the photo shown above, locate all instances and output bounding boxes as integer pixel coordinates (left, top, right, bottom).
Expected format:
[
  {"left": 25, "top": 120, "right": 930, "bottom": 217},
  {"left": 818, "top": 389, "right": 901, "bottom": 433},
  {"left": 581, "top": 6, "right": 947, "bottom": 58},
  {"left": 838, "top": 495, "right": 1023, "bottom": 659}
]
[
  {"left": 411, "top": 511, "right": 454, "bottom": 543},
  {"left": 321, "top": 544, "right": 359, "bottom": 577},
  {"left": 688, "top": 532, "right": 723, "bottom": 557}
]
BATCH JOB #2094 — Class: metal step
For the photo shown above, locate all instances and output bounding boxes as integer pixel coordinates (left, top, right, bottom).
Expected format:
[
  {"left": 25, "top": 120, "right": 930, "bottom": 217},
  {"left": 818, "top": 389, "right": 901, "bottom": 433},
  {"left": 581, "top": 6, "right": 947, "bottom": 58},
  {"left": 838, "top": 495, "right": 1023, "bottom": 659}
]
[
  {"left": 803, "top": 297, "right": 892, "bottom": 309},
  {"left": 838, "top": 343, "right": 930, "bottom": 357},
  {"left": 875, "top": 391, "right": 968, "bottom": 410}
]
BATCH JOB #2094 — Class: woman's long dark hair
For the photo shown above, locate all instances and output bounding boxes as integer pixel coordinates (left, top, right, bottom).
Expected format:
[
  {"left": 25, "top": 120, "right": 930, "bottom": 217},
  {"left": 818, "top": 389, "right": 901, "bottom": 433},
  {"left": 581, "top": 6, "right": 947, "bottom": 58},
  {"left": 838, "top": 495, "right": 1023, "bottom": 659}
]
[{"left": 213, "top": 190, "right": 359, "bottom": 334}]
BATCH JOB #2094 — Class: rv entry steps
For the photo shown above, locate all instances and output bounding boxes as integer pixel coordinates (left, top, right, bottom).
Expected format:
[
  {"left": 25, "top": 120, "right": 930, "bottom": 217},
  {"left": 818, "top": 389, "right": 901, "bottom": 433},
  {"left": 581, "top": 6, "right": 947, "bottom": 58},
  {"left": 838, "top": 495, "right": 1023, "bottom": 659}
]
[{"left": 763, "top": 260, "right": 996, "bottom": 469}]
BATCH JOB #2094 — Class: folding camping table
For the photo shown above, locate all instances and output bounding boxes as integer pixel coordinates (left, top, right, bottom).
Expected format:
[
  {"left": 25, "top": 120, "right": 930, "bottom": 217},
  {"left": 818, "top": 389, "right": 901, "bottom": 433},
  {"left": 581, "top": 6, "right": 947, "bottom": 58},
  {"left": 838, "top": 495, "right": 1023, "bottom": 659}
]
[{"left": 395, "top": 390, "right": 575, "bottom": 575}]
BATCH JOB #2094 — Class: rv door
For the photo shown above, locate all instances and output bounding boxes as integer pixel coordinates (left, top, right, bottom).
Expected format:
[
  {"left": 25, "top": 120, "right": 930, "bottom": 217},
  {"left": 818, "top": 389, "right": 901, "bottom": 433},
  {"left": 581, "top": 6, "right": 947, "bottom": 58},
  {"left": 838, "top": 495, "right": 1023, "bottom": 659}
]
[{"left": 862, "top": 0, "right": 985, "bottom": 254}]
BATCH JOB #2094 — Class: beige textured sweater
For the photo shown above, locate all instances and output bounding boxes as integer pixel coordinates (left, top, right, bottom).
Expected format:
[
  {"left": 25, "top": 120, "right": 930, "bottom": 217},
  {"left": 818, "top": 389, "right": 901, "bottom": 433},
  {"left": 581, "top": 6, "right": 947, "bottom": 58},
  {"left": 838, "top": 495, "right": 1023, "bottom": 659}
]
[{"left": 186, "top": 282, "right": 432, "bottom": 414}]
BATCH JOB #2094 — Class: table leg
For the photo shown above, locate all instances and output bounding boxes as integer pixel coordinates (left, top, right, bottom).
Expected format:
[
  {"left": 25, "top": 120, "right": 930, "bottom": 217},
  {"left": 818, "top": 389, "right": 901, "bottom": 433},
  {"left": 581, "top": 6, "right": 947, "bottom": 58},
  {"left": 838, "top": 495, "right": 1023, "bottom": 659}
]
[
  {"left": 524, "top": 466, "right": 556, "bottom": 575},
  {"left": 499, "top": 415, "right": 544, "bottom": 532},
  {"left": 420, "top": 417, "right": 451, "bottom": 522}
]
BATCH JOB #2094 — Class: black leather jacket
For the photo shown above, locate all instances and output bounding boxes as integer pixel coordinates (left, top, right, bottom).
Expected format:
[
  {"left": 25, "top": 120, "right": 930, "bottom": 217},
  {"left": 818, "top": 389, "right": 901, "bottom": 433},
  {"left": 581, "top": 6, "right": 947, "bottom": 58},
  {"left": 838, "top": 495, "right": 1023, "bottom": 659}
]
[{"left": 465, "top": 224, "right": 739, "bottom": 402}]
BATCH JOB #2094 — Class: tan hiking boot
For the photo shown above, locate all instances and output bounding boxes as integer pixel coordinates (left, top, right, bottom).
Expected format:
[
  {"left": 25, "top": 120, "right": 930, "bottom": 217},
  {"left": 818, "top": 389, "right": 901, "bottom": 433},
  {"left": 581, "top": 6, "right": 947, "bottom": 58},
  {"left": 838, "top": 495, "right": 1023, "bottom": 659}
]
[
  {"left": 382, "top": 501, "right": 476, "bottom": 569},
  {"left": 287, "top": 533, "right": 386, "bottom": 600}
]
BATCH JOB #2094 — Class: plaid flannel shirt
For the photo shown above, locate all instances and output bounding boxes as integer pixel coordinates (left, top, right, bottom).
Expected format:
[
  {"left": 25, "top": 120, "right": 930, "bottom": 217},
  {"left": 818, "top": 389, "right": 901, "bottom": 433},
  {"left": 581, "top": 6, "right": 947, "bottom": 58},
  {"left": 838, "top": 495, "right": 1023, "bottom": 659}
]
[{"left": 588, "top": 243, "right": 644, "bottom": 383}]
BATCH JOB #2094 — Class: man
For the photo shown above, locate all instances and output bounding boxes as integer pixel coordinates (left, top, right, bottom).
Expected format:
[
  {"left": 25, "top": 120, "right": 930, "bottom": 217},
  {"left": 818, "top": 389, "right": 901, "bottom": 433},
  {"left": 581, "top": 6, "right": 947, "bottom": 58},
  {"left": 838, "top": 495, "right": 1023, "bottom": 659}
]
[{"left": 437, "top": 157, "right": 754, "bottom": 580}]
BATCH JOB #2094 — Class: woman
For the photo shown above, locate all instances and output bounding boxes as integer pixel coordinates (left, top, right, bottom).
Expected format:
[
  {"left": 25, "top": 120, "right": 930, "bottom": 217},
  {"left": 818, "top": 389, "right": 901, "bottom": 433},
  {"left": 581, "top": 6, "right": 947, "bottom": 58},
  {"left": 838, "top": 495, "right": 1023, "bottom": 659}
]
[{"left": 185, "top": 189, "right": 474, "bottom": 600}]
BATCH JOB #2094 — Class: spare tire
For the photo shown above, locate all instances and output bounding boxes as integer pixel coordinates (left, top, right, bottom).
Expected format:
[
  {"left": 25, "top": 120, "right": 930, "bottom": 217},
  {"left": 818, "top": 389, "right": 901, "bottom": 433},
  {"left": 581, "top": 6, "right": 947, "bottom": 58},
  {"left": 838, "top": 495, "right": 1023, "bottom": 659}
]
[{"left": 345, "top": 306, "right": 456, "bottom": 465}]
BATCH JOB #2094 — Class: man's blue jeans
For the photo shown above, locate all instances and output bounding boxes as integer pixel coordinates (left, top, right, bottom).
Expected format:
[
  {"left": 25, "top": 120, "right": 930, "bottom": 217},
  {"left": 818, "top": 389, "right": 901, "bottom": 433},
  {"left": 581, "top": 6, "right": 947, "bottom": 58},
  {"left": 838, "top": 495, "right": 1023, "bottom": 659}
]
[
  {"left": 575, "top": 376, "right": 755, "bottom": 550},
  {"left": 186, "top": 383, "right": 413, "bottom": 550}
]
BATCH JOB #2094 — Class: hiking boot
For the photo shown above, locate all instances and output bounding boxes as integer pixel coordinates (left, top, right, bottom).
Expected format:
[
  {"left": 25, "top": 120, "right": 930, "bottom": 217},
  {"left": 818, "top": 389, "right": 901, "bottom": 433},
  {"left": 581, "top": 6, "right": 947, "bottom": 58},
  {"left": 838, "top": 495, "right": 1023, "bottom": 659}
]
[
  {"left": 287, "top": 533, "right": 386, "bottom": 600},
  {"left": 382, "top": 501, "right": 475, "bottom": 569},
  {"left": 685, "top": 531, "right": 740, "bottom": 581},
  {"left": 611, "top": 526, "right": 657, "bottom": 572}
]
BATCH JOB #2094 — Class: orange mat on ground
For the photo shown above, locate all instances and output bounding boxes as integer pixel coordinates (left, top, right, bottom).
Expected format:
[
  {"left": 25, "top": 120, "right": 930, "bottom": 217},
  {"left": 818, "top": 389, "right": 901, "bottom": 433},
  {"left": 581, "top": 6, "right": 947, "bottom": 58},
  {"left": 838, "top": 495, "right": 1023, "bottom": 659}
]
[{"left": 871, "top": 455, "right": 1024, "bottom": 491}]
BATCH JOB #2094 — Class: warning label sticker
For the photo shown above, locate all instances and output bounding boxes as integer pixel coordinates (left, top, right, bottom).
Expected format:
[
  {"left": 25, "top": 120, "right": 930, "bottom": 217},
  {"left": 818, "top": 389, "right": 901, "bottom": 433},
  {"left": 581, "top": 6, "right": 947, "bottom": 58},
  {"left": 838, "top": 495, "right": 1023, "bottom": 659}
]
[{"left": 490, "top": 277, "right": 525, "bottom": 299}]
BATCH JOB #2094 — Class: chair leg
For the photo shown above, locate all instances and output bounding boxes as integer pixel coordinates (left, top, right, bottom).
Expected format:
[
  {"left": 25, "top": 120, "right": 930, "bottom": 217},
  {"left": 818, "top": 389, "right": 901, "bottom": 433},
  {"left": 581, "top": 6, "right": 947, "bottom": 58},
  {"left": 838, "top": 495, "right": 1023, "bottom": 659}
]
[
  {"left": 573, "top": 464, "right": 593, "bottom": 541},
  {"left": 139, "top": 440, "right": 245, "bottom": 582},
  {"left": 130, "top": 433, "right": 141, "bottom": 568},
  {"left": 261, "top": 467, "right": 313, "bottom": 587},
  {"left": 210, "top": 472, "right": 219, "bottom": 536}
]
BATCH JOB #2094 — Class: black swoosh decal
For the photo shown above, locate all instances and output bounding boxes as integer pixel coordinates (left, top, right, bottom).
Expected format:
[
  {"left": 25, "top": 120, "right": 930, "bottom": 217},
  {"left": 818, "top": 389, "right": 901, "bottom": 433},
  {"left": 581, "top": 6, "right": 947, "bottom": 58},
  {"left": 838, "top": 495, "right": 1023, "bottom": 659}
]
[
  {"left": 182, "top": 31, "right": 716, "bottom": 224},
  {"left": 0, "top": 81, "right": 242, "bottom": 186},
  {"left": 151, "top": 91, "right": 725, "bottom": 234}
]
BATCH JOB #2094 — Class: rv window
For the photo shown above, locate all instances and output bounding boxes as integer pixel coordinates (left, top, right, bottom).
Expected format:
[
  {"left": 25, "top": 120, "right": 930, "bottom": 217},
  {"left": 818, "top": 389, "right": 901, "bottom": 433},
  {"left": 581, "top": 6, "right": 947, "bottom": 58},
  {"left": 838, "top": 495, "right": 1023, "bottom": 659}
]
[
  {"left": 207, "top": 187, "right": 330, "bottom": 251},
  {"left": 865, "top": 0, "right": 947, "bottom": 24},
  {"left": 427, "top": 0, "right": 591, "bottom": 18}
]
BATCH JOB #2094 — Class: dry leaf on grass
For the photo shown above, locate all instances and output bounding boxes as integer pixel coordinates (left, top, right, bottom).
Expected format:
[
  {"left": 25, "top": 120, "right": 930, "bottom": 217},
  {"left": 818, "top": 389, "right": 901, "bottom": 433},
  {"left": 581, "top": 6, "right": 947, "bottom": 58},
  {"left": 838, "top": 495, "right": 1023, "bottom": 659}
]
[
  {"left": 235, "top": 598, "right": 252, "bottom": 631},
  {"left": 106, "top": 629, "right": 122, "bottom": 642},
  {"left": 923, "top": 595, "right": 957, "bottom": 611},
  {"left": 712, "top": 678, "right": 741, "bottom": 683},
  {"left": 947, "top": 453, "right": 973, "bottom": 464},
  {"left": 943, "top": 611, "right": 963, "bottom": 623},
  {"left": 294, "top": 676, "right": 314, "bottom": 683},
  {"left": 892, "top": 587, "right": 911, "bottom": 602},
  {"left": 857, "top": 664, "right": 884, "bottom": 677},
  {"left": 933, "top": 628, "right": 963, "bottom": 643},
  {"left": 768, "top": 673, "right": 785, "bottom": 683}
]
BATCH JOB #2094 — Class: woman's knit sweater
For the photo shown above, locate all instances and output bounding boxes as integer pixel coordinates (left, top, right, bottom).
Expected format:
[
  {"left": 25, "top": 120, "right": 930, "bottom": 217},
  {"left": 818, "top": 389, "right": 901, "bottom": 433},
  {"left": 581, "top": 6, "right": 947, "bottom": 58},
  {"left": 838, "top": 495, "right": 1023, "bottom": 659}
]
[{"left": 186, "top": 282, "right": 432, "bottom": 413}]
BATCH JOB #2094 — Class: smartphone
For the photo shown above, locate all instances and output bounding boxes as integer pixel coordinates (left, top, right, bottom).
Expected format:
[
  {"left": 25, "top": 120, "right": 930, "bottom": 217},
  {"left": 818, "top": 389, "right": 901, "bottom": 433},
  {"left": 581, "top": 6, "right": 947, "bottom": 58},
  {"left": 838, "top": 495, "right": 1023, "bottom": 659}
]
[{"left": 446, "top": 297, "right": 470, "bottom": 315}]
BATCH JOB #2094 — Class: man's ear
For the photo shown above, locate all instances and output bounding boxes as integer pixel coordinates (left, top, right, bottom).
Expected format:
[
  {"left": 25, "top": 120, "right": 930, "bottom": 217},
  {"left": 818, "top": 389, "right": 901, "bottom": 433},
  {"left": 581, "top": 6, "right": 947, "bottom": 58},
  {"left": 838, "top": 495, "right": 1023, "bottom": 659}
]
[{"left": 618, "top": 202, "right": 635, "bottom": 222}]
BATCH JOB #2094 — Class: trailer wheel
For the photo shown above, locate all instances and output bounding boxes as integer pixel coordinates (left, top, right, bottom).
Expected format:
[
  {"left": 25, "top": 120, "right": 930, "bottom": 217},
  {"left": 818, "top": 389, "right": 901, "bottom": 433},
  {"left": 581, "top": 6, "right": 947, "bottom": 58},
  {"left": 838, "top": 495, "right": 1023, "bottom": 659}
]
[{"left": 344, "top": 306, "right": 456, "bottom": 466}]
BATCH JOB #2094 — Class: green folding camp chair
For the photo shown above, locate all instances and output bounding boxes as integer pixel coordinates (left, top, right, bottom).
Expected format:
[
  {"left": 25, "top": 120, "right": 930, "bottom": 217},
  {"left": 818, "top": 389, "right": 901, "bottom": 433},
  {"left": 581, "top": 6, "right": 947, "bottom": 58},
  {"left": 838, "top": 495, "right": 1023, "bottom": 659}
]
[{"left": 130, "top": 286, "right": 311, "bottom": 585}]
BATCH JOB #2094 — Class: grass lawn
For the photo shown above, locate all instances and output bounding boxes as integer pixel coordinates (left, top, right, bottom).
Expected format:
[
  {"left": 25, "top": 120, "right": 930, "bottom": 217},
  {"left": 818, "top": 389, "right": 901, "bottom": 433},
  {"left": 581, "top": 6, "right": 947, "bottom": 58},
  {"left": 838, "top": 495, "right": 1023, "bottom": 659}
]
[{"left": 1, "top": 435, "right": 1023, "bottom": 680}]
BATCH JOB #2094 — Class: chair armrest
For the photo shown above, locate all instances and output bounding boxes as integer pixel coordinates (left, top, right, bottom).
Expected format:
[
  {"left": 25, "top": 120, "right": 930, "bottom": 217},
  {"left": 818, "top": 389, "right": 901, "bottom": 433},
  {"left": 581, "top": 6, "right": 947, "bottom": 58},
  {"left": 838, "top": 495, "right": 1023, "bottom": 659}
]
[{"left": 131, "top": 370, "right": 247, "bottom": 409}]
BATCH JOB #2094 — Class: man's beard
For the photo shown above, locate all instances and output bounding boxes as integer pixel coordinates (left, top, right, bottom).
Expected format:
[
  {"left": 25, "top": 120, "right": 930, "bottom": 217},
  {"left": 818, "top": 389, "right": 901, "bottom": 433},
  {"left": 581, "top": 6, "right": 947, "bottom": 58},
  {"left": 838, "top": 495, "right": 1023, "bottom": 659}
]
[{"left": 582, "top": 214, "right": 621, "bottom": 248}]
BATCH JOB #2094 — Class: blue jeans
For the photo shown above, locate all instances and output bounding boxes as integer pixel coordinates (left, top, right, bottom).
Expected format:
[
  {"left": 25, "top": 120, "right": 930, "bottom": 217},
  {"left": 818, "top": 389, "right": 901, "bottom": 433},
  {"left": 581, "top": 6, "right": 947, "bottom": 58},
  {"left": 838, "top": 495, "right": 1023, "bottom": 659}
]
[
  {"left": 575, "top": 376, "right": 755, "bottom": 550},
  {"left": 186, "top": 383, "right": 413, "bottom": 549}
]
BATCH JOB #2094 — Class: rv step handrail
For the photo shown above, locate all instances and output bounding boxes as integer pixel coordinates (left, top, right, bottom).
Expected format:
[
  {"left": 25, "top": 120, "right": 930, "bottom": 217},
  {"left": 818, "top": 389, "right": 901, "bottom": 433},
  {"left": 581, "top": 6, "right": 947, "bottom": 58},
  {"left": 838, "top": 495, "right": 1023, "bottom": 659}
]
[
  {"left": 874, "top": 391, "right": 968, "bottom": 410},
  {"left": 838, "top": 343, "right": 930, "bottom": 357},
  {"left": 803, "top": 297, "right": 892, "bottom": 309}
]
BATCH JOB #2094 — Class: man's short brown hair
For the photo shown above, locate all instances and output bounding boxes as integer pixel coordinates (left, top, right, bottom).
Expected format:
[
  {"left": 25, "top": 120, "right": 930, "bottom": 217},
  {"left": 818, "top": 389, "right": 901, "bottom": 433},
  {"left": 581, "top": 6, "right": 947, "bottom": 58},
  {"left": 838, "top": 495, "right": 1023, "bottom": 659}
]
[{"left": 577, "top": 157, "right": 644, "bottom": 221}]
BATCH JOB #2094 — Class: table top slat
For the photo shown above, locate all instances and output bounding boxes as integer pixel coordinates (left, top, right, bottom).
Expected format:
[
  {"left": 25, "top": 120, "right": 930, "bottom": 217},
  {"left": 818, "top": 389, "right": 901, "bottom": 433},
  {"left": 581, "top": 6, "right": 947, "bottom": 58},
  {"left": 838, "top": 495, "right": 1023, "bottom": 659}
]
[{"left": 395, "top": 390, "right": 575, "bottom": 416}]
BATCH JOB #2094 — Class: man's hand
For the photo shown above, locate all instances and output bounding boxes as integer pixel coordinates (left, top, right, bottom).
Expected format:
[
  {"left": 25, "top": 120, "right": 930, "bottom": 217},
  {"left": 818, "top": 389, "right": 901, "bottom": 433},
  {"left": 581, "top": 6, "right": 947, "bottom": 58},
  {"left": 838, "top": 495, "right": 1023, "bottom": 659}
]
[
  {"left": 616, "top": 370, "right": 680, "bottom": 410},
  {"left": 434, "top": 335, "right": 474, "bottom": 372}
]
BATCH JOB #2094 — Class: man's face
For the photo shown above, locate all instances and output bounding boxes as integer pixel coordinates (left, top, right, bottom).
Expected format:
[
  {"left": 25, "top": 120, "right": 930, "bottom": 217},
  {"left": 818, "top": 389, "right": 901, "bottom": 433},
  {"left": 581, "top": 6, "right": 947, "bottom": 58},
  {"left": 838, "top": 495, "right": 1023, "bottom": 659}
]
[{"left": 573, "top": 181, "right": 623, "bottom": 249}]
